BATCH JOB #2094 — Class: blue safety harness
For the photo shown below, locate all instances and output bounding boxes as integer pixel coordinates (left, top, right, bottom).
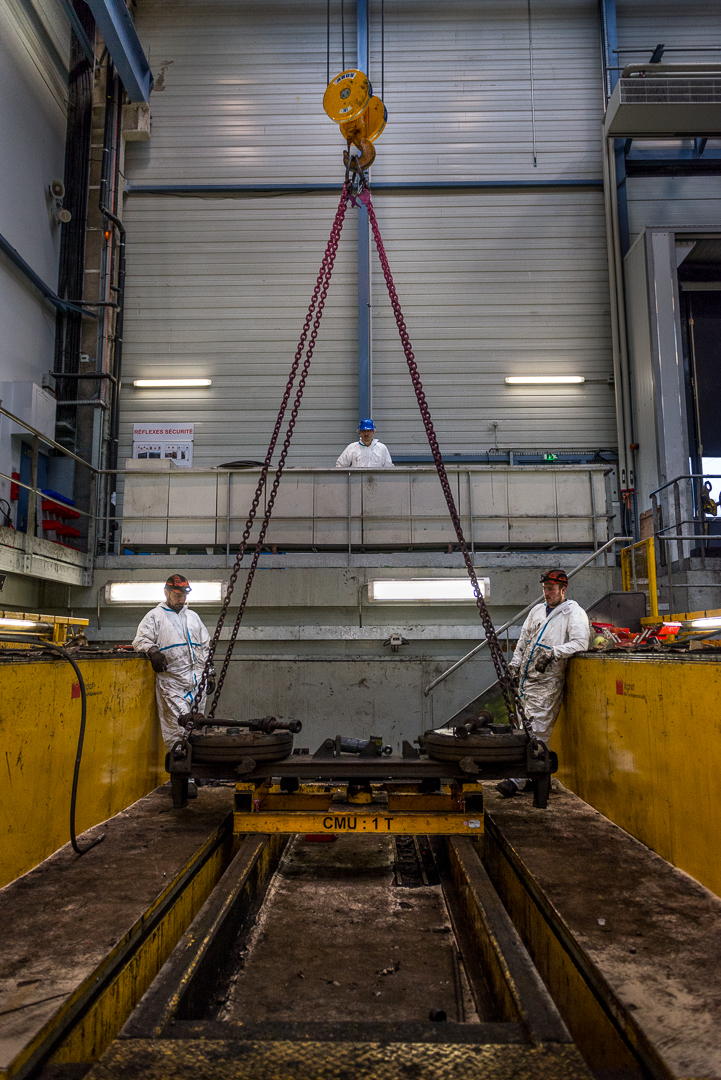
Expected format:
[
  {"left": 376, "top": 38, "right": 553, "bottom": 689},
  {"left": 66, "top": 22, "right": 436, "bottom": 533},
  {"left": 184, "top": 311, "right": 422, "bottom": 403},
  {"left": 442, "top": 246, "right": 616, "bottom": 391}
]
[{"left": 519, "top": 601, "right": 569, "bottom": 692}]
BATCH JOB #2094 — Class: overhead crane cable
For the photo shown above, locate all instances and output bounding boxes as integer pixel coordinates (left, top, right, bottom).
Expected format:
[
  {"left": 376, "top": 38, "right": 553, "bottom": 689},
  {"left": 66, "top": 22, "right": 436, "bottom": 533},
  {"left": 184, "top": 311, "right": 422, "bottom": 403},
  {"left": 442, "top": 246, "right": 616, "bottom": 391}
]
[
  {"left": 341, "top": 0, "right": 345, "bottom": 71},
  {"left": 327, "top": 0, "right": 330, "bottom": 86},
  {"left": 527, "top": 0, "right": 537, "bottom": 167},
  {"left": 191, "top": 182, "right": 529, "bottom": 735}
]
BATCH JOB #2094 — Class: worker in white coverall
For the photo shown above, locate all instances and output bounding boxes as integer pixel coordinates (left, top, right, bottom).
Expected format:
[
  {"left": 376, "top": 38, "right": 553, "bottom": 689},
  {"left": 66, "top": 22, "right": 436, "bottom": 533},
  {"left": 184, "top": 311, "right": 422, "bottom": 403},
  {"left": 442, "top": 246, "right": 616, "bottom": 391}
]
[
  {"left": 496, "top": 569, "right": 590, "bottom": 798},
  {"left": 133, "top": 575, "right": 213, "bottom": 797},
  {"left": 336, "top": 419, "right": 394, "bottom": 468}
]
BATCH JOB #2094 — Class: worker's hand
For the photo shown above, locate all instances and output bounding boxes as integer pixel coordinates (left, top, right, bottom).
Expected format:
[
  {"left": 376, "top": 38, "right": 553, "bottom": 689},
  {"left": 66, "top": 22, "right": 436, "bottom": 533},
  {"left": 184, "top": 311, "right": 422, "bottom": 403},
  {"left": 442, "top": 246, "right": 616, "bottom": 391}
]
[
  {"left": 509, "top": 667, "right": 520, "bottom": 691},
  {"left": 147, "top": 647, "right": 168, "bottom": 673},
  {"left": 206, "top": 668, "right": 216, "bottom": 695},
  {"left": 534, "top": 650, "right": 554, "bottom": 674}
]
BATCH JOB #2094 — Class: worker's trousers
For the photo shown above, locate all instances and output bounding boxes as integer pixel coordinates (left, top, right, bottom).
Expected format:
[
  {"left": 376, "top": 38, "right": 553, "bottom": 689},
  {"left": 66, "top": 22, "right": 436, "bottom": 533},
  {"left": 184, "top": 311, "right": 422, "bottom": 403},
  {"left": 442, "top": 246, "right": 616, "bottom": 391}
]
[
  {"left": 156, "top": 672, "right": 206, "bottom": 750},
  {"left": 511, "top": 671, "right": 565, "bottom": 787}
]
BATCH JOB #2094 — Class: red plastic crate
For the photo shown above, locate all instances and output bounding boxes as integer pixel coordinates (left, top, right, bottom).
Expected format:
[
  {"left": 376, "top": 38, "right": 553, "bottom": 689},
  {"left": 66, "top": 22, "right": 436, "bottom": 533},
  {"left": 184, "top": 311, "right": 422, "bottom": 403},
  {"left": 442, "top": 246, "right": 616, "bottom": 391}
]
[{"left": 41, "top": 500, "right": 80, "bottom": 519}]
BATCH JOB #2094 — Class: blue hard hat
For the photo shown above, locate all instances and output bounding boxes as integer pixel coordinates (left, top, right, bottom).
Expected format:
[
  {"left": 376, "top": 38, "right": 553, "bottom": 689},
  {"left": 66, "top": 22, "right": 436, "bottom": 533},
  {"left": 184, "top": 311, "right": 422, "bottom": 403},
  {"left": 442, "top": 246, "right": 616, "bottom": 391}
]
[{"left": 358, "top": 419, "right": 376, "bottom": 431}]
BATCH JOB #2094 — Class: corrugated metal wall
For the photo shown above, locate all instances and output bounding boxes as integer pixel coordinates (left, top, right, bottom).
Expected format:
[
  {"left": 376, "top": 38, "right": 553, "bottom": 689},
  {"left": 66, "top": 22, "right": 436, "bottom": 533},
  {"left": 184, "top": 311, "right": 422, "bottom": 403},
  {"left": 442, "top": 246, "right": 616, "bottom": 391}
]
[{"left": 122, "top": 0, "right": 617, "bottom": 468}]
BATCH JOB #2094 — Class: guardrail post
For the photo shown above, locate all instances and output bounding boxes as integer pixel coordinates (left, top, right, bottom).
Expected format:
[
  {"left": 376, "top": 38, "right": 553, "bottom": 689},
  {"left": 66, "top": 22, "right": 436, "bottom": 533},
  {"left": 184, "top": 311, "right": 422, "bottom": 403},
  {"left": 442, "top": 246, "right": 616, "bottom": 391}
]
[
  {"left": 646, "top": 537, "right": 658, "bottom": 618},
  {"left": 26, "top": 436, "right": 39, "bottom": 538},
  {"left": 674, "top": 480, "right": 683, "bottom": 567}
]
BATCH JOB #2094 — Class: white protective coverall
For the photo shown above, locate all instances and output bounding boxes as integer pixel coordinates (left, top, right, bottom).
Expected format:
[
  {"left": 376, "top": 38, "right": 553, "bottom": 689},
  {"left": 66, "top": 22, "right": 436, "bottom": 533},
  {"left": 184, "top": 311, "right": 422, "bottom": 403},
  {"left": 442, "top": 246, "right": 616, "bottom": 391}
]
[
  {"left": 335, "top": 438, "right": 394, "bottom": 468},
  {"left": 133, "top": 602, "right": 210, "bottom": 749},
  {"left": 509, "top": 599, "right": 590, "bottom": 745}
]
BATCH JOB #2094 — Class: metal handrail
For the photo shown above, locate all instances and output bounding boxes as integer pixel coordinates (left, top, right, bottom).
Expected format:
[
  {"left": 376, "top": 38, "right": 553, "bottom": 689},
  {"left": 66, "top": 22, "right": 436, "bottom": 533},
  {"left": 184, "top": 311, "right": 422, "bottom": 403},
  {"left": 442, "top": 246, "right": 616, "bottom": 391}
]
[
  {"left": 112, "top": 463, "right": 611, "bottom": 555},
  {"left": 621, "top": 63, "right": 721, "bottom": 77},
  {"left": 649, "top": 473, "right": 721, "bottom": 499},
  {"left": 0, "top": 471, "right": 93, "bottom": 519},
  {"left": 423, "top": 535, "right": 633, "bottom": 695},
  {"left": 0, "top": 404, "right": 98, "bottom": 474}
]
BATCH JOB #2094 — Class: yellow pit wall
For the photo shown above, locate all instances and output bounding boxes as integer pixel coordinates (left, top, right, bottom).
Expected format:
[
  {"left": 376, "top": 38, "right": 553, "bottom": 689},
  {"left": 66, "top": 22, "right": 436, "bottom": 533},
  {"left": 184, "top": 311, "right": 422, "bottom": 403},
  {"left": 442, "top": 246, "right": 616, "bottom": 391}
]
[
  {"left": 555, "top": 653, "right": 721, "bottom": 898},
  {"left": 0, "top": 655, "right": 163, "bottom": 888}
]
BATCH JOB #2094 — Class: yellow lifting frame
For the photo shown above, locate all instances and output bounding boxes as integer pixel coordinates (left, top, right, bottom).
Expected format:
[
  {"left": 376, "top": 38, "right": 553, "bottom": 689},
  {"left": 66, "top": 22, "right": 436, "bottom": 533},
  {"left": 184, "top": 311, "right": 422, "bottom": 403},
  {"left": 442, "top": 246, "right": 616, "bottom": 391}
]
[
  {"left": 233, "top": 780, "right": 484, "bottom": 837},
  {"left": 0, "top": 609, "right": 89, "bottom": 647}
]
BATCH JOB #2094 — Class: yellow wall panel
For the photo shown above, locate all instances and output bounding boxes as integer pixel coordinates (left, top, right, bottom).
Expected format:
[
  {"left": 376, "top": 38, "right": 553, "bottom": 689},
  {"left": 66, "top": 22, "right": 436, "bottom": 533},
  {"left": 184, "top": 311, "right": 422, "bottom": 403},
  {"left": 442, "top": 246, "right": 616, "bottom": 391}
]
[
  {"left": 554, "top": 655, "right": 721, "bottom": 898},
  {"left": 0, "top": 657, "right": 163, "bottom": 888}
]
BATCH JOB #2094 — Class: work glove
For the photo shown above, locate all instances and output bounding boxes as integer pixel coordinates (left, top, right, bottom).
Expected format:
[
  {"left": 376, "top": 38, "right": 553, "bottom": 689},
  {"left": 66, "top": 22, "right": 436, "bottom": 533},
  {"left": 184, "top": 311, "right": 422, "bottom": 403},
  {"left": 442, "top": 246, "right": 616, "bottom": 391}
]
[
  {"left": 206, "top": 668, "right": 216, "bottom": 695},
  {"left": 534, "top": 650, "right": 554, "bottom": 674},
  {"left": 147, "top": 647, "right": 168, "bottom": 673},
  {"left": 509, "top": 667, "right": 520, "bottom": 692}
]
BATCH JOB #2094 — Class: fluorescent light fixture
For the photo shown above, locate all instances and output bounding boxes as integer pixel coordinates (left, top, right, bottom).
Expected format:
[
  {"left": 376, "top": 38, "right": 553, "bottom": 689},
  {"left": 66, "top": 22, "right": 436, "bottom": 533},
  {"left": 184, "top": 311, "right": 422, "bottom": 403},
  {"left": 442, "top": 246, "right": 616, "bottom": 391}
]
[
  {"left": 132, "top": 379, "right": 212, "bottom": 388},
  {"left": 688, "top": 616, "right": 721, "bottom": 629},
  {"left": 368, "top": 578, "right": 490, "bottom": 603},
  {"left": 106, "top": 581, "right": 226, "bottom": 604},
  {"left": 505, "top": 376, "right": 585, "bottom": 385}
]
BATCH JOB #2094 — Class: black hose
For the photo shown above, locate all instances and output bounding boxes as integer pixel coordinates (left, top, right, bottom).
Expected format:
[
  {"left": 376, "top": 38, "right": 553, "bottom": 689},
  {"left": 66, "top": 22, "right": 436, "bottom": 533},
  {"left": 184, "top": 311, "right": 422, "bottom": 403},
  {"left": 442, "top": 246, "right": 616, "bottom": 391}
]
[
  {"left": 0, "top": 637, "right": 104, "bottom": 855},
  {"left": 41, "top": 642, "right": 105, "bottom": 855}
]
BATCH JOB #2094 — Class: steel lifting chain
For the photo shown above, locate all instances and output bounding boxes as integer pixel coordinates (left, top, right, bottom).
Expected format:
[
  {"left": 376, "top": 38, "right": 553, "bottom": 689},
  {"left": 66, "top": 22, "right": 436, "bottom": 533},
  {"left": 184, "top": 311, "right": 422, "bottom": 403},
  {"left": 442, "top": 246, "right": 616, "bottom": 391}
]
[
  {"left": 190, "top": 184, "right": 352, "bottom": 718},
  {"left": 358, "top": 187, "right": 531, "bottom": 736}
]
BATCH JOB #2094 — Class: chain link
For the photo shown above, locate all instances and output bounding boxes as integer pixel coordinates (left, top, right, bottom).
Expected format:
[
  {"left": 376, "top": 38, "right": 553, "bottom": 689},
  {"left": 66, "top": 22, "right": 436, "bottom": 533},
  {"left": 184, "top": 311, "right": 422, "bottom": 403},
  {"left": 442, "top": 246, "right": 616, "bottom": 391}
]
[
  {"left": 359, "top": 188, "right": 531, "bottom": 736},
  {"left": 191, "top": 185, "right": 352, "bottom": 716}
]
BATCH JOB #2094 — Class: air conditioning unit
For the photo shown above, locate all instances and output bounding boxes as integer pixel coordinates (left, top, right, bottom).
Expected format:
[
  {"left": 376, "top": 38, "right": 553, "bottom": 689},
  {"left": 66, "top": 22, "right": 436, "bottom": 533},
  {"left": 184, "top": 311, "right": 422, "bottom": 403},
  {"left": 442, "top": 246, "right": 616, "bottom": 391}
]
[
  {"left": 0, "top": 382, "right": 57, "bottom": 440},
  {"left": 604, "top": 66, "right": 721, "bottom": 138}
]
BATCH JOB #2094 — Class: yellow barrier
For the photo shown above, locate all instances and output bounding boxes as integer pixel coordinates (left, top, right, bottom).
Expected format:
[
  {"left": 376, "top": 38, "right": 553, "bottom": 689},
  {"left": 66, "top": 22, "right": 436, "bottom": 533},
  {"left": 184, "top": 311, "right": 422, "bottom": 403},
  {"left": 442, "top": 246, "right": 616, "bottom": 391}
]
[
  {"left": 555, "top": 653, "right": 721, "bottom": 898},
  {"left": 620, "top": 537, "right": 658, "bottom": 618},
  {"left": 0, "top": 656, "right": 163, "bottom": 888}
]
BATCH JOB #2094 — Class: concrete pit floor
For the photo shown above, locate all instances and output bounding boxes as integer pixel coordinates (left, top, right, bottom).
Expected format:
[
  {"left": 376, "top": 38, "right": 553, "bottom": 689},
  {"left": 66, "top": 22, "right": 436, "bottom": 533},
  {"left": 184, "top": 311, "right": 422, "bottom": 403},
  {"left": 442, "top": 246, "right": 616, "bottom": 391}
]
[{"left": 220, "top": 834, "right": 485, "bottom": 1025}]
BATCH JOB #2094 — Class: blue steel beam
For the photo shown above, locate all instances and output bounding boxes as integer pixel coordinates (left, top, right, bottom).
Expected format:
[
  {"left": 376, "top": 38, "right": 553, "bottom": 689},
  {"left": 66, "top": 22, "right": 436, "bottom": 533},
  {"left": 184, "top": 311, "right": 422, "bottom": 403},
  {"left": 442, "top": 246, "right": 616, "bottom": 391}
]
[
  {"left": 0, "top": 232, "right": 94, "bottom": 317},
  {"left": 600, "top": 0, "right": 630, "bottom": 255},
  {"left": 84, "top": 0, "right": 153, "bottom": 102},
  {"left": 357, "top": 0, "right": 372, "bottom": 424},
  {"left": 600, "top": 0, "right": 619, "bottom": 98},
  {"left": 127, "top": 179, "right": 604, "bottom": 195}
]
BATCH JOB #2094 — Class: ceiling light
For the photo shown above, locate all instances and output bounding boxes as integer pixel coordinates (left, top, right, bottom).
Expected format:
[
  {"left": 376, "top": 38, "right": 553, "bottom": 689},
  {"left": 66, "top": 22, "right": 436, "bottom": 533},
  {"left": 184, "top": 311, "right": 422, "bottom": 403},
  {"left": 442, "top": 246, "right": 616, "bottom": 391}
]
[
  {"left": 688, "top": 616, "right": 721, "bottom": 629},
  {"left": 106, "top": 581, "right": 226, "bottom": 604},
  {"left": 505, "top": 376, "right": 585, "bottom": 385},
  {"left": 132, "top": 379, "right": 212, "bottom": 388},
  {"left": 368, "top": 578, "right": 489, "bottom": 603}
]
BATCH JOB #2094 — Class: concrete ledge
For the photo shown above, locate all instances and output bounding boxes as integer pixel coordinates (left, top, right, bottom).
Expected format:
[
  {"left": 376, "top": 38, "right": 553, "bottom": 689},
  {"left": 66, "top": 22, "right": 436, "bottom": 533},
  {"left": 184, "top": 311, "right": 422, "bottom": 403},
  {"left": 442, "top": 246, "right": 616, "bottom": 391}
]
[
  {"left": 0, "top": 787, "right": 234, "bottom": 1080},
  {"left": 482, "top": 785, "right": 721, "bottom": 1080}
]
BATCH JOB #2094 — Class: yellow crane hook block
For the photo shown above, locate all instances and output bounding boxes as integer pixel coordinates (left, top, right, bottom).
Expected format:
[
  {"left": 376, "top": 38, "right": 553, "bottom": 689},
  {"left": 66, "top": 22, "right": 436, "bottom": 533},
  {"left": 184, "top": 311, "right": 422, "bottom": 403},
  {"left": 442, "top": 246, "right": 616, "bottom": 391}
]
[
  {"left": 323, "top": 69, "right": 372, "bottom": 122},
  {"left": 341, "top": 95, "right": 387, "bottom": 143}
]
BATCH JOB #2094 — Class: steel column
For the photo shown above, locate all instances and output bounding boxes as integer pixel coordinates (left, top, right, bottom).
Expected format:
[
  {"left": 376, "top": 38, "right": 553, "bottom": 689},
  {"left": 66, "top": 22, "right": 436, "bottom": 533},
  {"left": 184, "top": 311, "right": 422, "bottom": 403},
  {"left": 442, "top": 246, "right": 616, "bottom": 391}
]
[
  {"left": 357, "top": 0, "right": 372, "bottom": 422},
  {"left": 600, "top": 0, "right": 630, "bottom": 256}
]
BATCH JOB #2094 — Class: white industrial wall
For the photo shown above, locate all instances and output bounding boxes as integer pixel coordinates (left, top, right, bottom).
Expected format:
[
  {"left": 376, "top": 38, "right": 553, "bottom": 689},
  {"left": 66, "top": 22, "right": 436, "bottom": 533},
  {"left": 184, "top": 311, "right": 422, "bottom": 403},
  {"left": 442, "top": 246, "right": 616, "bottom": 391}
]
[
  {"left": 122, "top": 0, "right": 617, "bottom": 468},
  {"left": 616, "top": 0, "right": 721, "bottom": 244},
  {"left": 0, "top": 0, "right": 69, "bottom": 498}
]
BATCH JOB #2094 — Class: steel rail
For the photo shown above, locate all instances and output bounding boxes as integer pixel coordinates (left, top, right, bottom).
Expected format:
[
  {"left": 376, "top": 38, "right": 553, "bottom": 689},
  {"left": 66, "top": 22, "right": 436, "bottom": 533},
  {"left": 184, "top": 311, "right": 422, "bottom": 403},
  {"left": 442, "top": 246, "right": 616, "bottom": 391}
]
[{"left": 423, "top": 535, "right": 633, "bottom": 695}]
